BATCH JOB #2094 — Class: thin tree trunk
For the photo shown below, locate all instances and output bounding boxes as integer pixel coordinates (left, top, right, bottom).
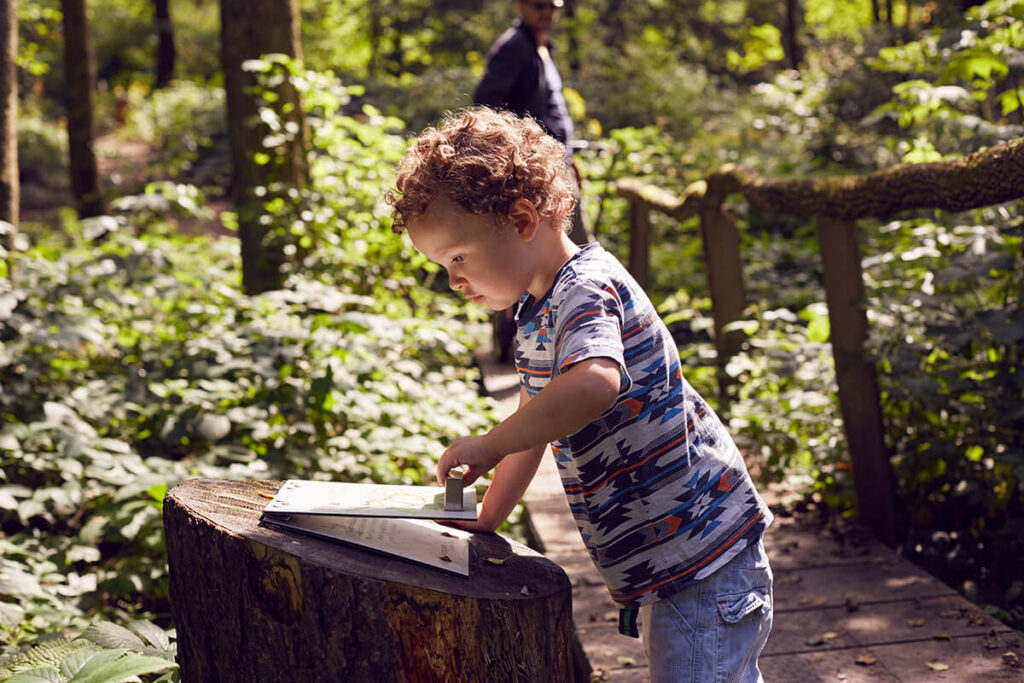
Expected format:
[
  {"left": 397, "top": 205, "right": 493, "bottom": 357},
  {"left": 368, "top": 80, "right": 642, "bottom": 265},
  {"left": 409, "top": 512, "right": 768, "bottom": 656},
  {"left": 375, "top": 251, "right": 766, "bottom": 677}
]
[
  {"left": 565, "top": 0, "right": 580, "bottom": 79},
  {"left": 1, "top": 0, "right": 17, "bottom": 229},
  {"left": 154, "top": 0, "right": 175, "bottom": 88},
  {"left": 871, "top": 0, "right": 880, "bottom": 22},
  {"left": 1, "top": 0, "right": 16, "bottom": 283},
  {"left": 783, "top": 0, "right": 803, "bottom": 70},
  {"left": 61, "top": 0, "right": 106, "bottom": 218},
  {"left": 220, "top": 0, "right": 308, "bottom": 294}
]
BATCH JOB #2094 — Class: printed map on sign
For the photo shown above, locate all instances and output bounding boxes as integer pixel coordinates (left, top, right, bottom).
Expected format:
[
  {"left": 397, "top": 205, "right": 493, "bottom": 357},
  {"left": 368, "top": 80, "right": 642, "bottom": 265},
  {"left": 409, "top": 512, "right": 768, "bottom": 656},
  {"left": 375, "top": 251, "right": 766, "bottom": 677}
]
[
  {"left": 260, "top": 480, "right": 478, "bottom": 576},
  {"left": 261, "top": 480, "right": 477, "bottom": 520}
]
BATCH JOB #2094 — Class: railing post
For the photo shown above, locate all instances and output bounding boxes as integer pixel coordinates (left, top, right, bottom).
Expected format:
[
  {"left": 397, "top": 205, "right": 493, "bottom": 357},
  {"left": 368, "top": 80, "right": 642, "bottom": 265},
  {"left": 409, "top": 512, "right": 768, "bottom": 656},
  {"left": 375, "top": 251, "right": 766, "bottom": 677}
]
[
  {"left": 699, "top": 200, "right": 747, "bottom": 392},
  {"left": 627, "top": 197, "right": 650, "bottom": 291},
  {"left": 816, "top": 216, "right": 897, "bottom": 546}
]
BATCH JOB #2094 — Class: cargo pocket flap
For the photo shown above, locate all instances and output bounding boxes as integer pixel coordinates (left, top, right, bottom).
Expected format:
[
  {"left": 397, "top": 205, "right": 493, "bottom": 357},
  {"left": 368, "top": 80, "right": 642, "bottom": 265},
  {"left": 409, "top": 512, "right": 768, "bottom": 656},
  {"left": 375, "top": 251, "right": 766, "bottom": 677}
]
[{"left": 716, "top": 589, "right": 769, "bottom": 624}]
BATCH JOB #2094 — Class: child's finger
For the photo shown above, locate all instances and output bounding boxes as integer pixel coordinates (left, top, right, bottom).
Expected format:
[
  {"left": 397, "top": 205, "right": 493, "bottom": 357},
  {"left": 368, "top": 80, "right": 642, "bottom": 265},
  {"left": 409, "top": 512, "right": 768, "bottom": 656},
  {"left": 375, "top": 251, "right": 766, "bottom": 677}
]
[{"left": 461, "top": 467, "right": 481, "bottom": 487}]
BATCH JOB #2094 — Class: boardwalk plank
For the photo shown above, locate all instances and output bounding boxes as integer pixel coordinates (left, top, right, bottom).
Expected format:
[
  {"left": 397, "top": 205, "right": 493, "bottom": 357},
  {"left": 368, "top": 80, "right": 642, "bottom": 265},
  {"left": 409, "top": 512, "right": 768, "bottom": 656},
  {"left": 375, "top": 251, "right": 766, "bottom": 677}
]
[{"left": 774, "top": 560, "right": 956, "bottom": 612}]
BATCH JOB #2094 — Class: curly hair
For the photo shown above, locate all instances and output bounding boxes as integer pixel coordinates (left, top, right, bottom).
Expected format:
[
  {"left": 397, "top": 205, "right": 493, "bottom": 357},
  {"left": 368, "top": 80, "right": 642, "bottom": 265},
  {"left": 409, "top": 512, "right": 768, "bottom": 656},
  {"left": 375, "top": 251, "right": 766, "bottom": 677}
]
[{"left": 387, "top": 107, "right": 576, "bottom": 233}]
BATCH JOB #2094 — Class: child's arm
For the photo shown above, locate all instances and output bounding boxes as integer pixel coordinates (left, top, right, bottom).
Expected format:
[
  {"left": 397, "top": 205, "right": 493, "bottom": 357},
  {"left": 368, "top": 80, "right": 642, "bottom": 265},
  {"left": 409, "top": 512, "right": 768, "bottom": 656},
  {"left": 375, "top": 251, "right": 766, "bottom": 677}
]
[
  {"left": 448, "top": 388, "right": 546, "bottom": 532},
  {"left": 437, "top": 357, "right": 621, "bottom": 487}
]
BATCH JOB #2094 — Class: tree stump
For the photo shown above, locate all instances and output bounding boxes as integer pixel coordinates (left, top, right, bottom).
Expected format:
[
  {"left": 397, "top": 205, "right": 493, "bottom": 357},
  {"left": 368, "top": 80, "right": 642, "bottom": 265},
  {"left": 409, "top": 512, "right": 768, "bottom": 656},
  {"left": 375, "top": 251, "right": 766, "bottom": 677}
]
[{"left": 163, "top": 479, "right": 574, "bottom": 682}]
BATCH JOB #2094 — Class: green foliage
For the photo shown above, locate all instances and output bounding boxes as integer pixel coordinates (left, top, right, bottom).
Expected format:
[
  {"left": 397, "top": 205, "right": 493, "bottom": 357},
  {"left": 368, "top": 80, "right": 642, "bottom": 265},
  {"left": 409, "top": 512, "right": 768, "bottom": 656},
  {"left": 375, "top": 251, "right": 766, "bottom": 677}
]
[
  {"left": 0, "top": 620, "right": 177, "bottom": 683},
  {"left": 16, "top": 109, "right": 68, "bottom": 193},
  {"left": 119, "top": 82, "right": 227, "bottom": 182},
  {"left": 867, "top": 0, "right": 1024, "bottom": 159},
  {"left": 864, "top": 209, "right": 1024, "bottom": 619},
  {"left": 2, "top": 78, "right": 497, "bottom": 648}
]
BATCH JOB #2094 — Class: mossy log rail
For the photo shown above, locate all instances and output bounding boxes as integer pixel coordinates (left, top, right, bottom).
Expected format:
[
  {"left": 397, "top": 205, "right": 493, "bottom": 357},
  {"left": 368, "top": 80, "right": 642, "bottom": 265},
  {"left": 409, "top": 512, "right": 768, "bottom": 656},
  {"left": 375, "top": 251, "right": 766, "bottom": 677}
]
[
  {"left": 163, "top": 479, "right": 574, "bottom": 682},
  {"left": 615, "top": 135, "right": 1024, "bottom": 547}
]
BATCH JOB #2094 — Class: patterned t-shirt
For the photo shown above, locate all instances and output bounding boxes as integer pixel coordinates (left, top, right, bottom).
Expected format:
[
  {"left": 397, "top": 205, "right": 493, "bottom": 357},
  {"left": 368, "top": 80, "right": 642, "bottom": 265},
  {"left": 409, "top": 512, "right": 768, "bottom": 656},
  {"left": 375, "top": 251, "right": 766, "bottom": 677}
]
[{"left": 514, "top": 243, "right": 773, "bottom": 611}]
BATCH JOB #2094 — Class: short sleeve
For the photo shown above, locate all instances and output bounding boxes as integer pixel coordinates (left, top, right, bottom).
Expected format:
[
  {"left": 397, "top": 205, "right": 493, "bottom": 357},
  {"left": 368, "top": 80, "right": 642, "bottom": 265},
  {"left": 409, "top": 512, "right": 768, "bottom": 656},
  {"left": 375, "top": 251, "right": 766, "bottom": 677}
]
[{"left": 553, "top": 279, "right": 632, "bottom": 392}]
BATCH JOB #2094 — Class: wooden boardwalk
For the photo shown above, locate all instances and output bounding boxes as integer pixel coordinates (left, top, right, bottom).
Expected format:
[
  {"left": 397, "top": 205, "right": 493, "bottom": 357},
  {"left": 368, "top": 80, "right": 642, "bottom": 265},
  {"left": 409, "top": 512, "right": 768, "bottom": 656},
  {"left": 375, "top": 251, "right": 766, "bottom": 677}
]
[{"left": 478, "top": 356, "right": 1023, "bottom": 682}]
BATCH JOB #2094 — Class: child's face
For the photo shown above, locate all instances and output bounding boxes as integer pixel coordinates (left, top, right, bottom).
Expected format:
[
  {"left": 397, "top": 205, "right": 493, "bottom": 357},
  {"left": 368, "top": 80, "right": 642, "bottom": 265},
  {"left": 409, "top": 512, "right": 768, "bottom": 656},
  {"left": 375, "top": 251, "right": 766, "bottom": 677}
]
[{"left": 407, "top": 195, "right": 536, "bottom": 311}]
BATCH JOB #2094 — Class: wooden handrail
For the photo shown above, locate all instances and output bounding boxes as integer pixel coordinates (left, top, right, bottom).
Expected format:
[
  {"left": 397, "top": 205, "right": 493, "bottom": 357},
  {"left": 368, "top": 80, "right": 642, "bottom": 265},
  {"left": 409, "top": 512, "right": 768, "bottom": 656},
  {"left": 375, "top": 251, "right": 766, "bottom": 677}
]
[{"left": 613, "top": 135, "right": 1024, "bottom": 546}]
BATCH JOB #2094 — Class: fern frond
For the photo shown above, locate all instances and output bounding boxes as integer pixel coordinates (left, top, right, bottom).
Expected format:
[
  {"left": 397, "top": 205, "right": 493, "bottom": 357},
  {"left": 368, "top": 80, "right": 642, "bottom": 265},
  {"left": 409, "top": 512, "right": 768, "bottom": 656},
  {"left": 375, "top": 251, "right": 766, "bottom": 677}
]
[{"left": 0, "top": 639, "right": 101, "bottom": 680}]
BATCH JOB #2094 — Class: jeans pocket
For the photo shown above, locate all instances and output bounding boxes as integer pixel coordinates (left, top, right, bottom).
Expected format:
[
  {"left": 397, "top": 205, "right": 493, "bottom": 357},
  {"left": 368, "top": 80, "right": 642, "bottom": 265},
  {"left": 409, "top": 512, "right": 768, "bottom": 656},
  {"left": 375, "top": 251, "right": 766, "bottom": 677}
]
[{"left": 716, "top": 588, "right": 770, "bottom": 624}]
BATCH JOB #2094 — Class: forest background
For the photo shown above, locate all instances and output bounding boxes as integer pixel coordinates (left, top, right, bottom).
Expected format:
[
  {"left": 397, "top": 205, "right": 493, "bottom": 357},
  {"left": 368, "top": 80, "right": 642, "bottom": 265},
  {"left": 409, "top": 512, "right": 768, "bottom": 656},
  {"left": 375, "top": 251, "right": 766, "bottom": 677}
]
[{"left": 1, "top": 0, "right": 1023, "bottom": 679}]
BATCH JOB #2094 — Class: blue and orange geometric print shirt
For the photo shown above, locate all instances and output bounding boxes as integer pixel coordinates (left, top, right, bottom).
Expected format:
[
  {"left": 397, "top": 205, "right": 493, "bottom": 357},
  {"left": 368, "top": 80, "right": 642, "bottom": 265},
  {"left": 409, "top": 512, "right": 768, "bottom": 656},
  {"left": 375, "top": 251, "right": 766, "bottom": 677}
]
[{"left": 514, "top": 243, "right": 773, "bottom": 612}]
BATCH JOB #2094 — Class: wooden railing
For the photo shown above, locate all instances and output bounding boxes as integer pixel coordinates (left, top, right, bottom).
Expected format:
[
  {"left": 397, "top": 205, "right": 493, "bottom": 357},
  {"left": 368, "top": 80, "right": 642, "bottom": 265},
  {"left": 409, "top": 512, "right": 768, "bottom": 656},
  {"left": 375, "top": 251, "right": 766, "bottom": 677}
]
[{"left": 615, "top": 136, "right": 1024, "bottom": 546}]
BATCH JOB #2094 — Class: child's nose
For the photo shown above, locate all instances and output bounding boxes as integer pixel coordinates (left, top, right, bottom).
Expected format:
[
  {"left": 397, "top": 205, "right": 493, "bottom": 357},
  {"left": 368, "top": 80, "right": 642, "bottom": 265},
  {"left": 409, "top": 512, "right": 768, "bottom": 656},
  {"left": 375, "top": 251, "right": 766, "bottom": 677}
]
[{"left": 448, "top": 272, "right": 466, "bottom": 291}]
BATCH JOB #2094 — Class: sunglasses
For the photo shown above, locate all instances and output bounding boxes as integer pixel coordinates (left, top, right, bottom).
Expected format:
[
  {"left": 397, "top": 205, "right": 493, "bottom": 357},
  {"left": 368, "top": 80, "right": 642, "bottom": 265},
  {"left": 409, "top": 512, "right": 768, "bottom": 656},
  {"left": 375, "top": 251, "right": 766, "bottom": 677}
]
[{"left": 527, "top": 1, "right": 563, "bottom": 11}]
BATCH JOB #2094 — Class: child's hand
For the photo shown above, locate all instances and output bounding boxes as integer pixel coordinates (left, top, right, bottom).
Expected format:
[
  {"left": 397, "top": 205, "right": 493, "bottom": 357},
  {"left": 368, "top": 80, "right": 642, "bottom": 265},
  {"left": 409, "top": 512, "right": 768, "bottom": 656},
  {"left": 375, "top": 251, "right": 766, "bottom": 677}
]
[{"left": 436, "top": 435, "right": 503, "bottom": 486}]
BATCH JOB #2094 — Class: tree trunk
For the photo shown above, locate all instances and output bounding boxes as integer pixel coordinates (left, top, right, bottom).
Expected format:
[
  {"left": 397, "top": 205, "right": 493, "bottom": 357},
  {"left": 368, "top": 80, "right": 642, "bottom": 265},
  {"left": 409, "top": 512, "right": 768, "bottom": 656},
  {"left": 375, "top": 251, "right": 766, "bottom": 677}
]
[
  {"left": 153, "top": 0, "right": 175, "bottom": 88},
  {"left": 782, "top": 0, "right": 803, "bottom": 70},
  {"left": 564, "top": 0, "right": 581, "bottom": 79},
  {"left": 220, "top": 0, "right": 308, "bottom": 294},
  {"left": 164, "top": 479, "right": 575, "bottom": 682},
  {"left": 0, "top": 0, "right": 17, "bottom": 231},
  {"left": 61, "top": 0, "right": 107, "bottom": 218}
]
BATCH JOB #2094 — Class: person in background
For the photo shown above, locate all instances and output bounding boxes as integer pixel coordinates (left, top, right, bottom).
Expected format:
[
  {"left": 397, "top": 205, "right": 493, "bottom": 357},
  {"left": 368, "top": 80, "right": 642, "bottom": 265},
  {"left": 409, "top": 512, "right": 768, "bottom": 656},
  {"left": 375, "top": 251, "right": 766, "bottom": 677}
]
[{"left": 475, "top": 0, "right": 589, "bottom": 361}]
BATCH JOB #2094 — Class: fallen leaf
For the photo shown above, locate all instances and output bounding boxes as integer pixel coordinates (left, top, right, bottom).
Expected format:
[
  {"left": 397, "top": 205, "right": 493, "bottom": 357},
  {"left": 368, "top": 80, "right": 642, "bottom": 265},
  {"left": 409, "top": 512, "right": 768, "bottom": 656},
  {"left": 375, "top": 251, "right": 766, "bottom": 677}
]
[
  {"left": 486, "top": 556, "right": 511, "bottom": 565},
  {"left": 799, "top": 595, "right": 828, "bottom": 606},
  {"left": 855, "top": 653, "right": 877, "bottom": 666},
  {"left": 617, "top": 656, "right": 636, "bottom": 667},
  {"left": 926, "top": 662, "right": 950, "bottom": 671},
  {"left": 932, "top": 632, "right": 951, "bottom": 640},
  {"left": 1002, "top": 651, "right": 1021, "bottom": 668},
  {"left": 907, "top": 618, "right": 925, "bottom": 627},
  {"left": 940, "top": 609, "right": 962, "bottom": 618},
  {"left": 778, "top": 574, "right": 802, "bottom": 584},
  {"left": 258, "top": 491, "right": 275, "bottom": 499},
  {"left": 806, "top": 632, "right": 839, "bottom": 646}
]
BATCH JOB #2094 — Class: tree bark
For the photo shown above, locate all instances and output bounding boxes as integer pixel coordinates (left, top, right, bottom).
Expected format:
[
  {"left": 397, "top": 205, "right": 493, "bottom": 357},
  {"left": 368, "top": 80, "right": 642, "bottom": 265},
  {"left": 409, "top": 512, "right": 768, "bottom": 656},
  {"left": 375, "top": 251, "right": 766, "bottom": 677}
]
[
  {"left": 164, "top": 479, "right": 574, "bottom": 682},
  {"left": 782, "top": 0, "right": 803, "bottom": 70},
  {"left": 153, "top": 0, "right": 175, "bottom": 88},
  {"left": 61, "top": 0, "right": 107, "bottom": 218},
  {"left": 220, "top": 0, "right": 308, "bottom": 294},
  {"left": 0, "top": 0, "right": 17, "bottom": 230},
  {"left": 710, "top": 136, "right": 1024, "bottom": 220}
]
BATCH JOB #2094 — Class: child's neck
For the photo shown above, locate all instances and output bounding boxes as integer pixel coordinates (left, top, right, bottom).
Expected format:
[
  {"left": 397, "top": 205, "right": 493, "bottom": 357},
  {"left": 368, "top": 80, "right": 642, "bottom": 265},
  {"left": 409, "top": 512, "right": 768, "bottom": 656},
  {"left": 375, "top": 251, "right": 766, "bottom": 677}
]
[{"left": 527, "top": 231, "right": 580, "bottom": 300}]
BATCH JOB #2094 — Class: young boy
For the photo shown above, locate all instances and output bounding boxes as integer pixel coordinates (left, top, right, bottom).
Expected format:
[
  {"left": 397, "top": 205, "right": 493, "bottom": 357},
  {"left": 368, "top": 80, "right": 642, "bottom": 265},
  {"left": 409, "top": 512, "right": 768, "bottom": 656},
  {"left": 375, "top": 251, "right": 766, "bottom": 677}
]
[{"left": 388, "top": 107, "right": 774, "bottom": 682}]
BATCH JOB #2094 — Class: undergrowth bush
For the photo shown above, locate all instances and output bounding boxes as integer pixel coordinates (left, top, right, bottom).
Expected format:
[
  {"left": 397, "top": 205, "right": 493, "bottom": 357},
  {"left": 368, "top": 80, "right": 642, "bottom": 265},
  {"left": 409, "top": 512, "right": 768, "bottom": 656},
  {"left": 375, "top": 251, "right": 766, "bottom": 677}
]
[{"left": 1, "top": 74, "right": 498, "bottom": 674}]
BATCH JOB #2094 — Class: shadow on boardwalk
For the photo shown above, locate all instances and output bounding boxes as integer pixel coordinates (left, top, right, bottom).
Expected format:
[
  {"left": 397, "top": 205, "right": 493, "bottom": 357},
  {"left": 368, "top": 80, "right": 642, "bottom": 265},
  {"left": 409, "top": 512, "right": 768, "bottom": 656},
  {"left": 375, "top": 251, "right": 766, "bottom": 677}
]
[{"left": 477, "top": 355, "right": 1024, "bottom": 682}]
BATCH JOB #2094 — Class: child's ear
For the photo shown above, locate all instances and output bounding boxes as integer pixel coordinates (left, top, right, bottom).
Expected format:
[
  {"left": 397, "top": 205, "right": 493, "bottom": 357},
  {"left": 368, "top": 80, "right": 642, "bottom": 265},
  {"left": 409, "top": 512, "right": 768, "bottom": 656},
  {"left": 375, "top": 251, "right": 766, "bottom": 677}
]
[{"left": 507, "top": 198, "right": 540, "bottom": 241}]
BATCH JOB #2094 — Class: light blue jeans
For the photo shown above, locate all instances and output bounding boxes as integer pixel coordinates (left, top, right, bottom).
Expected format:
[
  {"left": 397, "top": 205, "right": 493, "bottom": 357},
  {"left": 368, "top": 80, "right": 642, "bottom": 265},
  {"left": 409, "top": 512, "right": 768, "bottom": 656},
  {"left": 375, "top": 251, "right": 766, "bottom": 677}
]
[{"left": 640, "top": 538, "right": 773, "bottom": 683}]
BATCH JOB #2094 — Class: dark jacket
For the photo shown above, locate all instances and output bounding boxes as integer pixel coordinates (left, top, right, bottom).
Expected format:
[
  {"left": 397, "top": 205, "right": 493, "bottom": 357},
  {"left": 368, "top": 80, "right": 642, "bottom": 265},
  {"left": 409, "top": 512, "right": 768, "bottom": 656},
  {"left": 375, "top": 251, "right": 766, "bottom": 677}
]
[{"left": 474, "top": 20, "right": 572, "bottom": 145}]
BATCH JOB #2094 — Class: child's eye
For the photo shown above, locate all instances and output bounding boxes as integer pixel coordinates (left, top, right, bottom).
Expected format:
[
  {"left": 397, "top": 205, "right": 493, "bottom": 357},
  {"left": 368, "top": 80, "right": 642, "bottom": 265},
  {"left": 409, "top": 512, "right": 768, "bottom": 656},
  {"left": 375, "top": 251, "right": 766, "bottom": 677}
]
[{"left": 450, "top": 255, "right": 465, "bottom": 265}]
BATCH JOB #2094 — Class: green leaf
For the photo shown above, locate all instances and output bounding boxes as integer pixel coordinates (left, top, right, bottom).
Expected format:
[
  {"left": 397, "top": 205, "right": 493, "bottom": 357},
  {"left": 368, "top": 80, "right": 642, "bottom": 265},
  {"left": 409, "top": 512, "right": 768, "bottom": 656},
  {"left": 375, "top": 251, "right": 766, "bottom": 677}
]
[
  {"left": 0, "top": 563, "right": 45, "bottom": 597},
  {"left": 78, "top": 622, "right": 145, "bottom": 650},
  {"left": 806, "top": 317, "right": 830, "bottom": 344},
  {"left": 60, "top": 650, "right": 97, "bottom": 678},
  {"left": 0, "top": 600, "right": 24, "bottom": 628},
  {"left": 66, "top": 651, "right": 176, "bottom": 683},
  {"left": 128, "top": 620, "right": 172, "bottom": 652},
  {"left": 5, "top": 668, "right": 64, "bottom": 683}
]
